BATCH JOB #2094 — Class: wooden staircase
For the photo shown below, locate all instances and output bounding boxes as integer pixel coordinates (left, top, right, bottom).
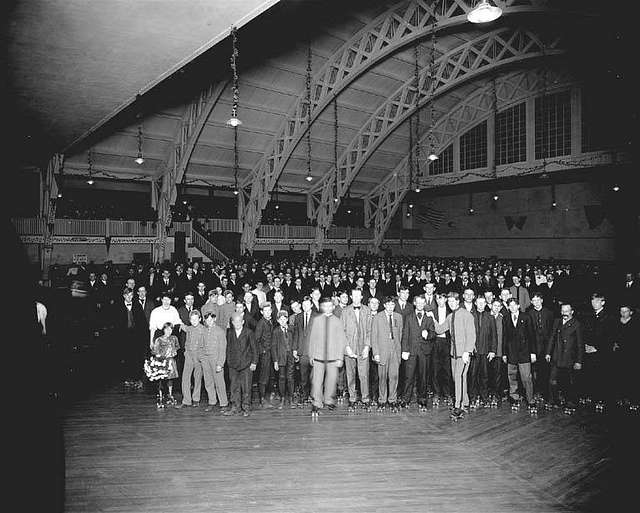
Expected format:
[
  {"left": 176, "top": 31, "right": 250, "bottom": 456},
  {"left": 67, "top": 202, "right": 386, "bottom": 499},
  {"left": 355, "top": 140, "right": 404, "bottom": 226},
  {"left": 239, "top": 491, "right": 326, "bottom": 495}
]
[{"left": 190, "top": 224, "right": 229, "bottom": 263}]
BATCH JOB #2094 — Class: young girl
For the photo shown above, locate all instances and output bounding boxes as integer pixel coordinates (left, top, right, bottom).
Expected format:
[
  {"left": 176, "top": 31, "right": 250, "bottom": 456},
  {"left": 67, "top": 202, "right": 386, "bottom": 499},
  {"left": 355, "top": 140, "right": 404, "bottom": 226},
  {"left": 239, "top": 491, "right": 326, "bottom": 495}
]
[{"left": 146, "top": 322, "right": 179, "bottom": 408}]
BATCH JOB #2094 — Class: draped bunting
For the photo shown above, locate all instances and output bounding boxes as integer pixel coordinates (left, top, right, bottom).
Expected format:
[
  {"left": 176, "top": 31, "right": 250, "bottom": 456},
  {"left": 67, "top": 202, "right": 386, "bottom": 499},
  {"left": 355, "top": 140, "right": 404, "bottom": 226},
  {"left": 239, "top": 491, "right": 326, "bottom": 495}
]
[
  {"left": 504, "top": 216, "right": 527, "bottom": 230},
  {"left": 514, "top": 216, "right": 527, "bottom": 230},
  {"left": 584, "top": 204, "right": 606, "bottom": 229},
  {"left": 504, "top": 216, "right": 515, "bottom": 230}
]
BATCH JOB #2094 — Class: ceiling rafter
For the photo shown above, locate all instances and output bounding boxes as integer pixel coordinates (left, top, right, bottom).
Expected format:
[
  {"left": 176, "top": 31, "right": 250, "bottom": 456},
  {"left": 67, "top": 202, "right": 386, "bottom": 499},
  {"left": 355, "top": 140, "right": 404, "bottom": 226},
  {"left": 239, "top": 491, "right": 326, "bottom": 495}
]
[
  {"left": 308, "top": 27, "right": 564, "bottom": 253},
  {"left": 239, "top": 0, "right": 551, "bottom": 254},
  {"left": 364, "top": 67, "right": 575, "bottom": 249}
]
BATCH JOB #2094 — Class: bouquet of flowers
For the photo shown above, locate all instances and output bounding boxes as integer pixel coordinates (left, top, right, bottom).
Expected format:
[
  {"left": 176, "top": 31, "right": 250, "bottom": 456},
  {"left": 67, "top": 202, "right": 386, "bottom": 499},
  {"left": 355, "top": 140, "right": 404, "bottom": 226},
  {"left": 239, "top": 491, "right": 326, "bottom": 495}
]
[{"left": 144, "top": 356, "right": 170, "bottom": 381}]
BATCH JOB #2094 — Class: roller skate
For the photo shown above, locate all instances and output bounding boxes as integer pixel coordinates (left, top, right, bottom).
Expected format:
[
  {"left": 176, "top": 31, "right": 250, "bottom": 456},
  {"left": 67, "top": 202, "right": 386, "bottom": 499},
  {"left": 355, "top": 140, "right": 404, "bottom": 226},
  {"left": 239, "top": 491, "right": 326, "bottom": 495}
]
[
  {"left": 311, "top": 405, "right": 319, "bottom": 418},
  {"left": 527, "top": 402, "right": 538, "bottom": 416},
  {"left": 347, "top": 401, "right": 357, "bottom": 413},
  {"left": 156, "top": 393, "right": 165, "bottom": 409},
  {"left": 166, "top": 394, "right": 177, "bottom": 407},
  {"left": 419, "top": 402, "right": 428, "bottom": 413},
  {"left": 450, "top": 407, "right": 464, "bottom": 421},
  {"left": 595, "top": 401, "right": 605, "bottom": 414},
  {"left": 376, "top": 402, "right": 386, "bottom": 413}
]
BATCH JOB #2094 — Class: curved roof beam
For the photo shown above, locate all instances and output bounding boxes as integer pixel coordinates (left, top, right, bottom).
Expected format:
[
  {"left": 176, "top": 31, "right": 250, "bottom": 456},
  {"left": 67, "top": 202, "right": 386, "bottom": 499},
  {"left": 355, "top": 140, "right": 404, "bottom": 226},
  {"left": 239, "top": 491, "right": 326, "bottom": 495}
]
[
  {"left": 239, "top": 0, "right": 552, "bottom": 253},
  {"left": 364, "top": 67, "right": 575, "bottom": 249},
  {"left": 155, "top": 81, "right": 227, "bottom": 259},
  {"left": 308, "top": 27, "right": 564, "bottom": 248}
]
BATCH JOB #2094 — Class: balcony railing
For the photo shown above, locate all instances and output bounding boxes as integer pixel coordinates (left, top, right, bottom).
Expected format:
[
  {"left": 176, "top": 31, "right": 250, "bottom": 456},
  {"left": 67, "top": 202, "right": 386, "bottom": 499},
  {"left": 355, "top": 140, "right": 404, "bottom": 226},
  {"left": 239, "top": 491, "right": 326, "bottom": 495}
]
[
  {"left": 12, "top": 218, "right": 191, "bottom": 238},
  {"left": 12, "top": 218, "right": 392, "bottom": 241}
]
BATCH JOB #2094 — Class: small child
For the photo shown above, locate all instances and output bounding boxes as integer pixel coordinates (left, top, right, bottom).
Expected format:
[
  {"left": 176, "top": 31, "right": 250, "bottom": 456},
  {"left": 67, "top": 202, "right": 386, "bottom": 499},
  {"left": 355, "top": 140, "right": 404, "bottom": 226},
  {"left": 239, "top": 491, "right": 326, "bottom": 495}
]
[{"left": 146, "top": 322, "right": 179, "bottom": 408}]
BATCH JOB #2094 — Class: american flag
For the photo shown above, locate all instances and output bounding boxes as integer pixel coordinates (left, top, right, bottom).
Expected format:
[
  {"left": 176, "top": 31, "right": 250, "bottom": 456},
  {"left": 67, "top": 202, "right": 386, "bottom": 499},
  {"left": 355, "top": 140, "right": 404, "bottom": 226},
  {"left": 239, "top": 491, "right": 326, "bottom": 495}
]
[{"left": 416, "top": 205, "right": 445, "bottom": 229}]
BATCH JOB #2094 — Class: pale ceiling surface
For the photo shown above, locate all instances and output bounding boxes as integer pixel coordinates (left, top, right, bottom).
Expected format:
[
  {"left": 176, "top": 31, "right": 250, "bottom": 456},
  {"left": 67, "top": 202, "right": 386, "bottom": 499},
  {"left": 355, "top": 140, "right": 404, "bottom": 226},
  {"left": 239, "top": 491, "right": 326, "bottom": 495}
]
[
  {"left": 8, "top": 0, "right": 614, "bottom": 198},
  {"left": 6, "top": 0, "right": 276, "bottom": 154}
]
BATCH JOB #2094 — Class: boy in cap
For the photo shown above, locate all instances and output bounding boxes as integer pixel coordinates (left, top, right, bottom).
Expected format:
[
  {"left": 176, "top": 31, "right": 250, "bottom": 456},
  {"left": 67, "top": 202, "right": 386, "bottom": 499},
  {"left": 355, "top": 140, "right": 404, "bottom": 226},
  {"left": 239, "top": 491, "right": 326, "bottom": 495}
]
[
  {"left": 254, "top": 301, "right": 274, "bottom": 407},
  {"left": 271, "top": 310, "right": 295, "bottom": 409}
]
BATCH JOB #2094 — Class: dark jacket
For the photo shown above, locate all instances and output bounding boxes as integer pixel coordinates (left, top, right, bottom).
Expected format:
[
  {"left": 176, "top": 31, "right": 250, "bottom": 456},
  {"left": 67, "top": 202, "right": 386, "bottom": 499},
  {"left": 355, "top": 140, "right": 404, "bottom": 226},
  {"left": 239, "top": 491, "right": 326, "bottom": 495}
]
[
  {"left": 254, "top": 317, "right": 274, "bottom": 356},
  {"left": 226, "top": 327, "right": 257, "bottom": 371},
  {"left": 293, "top": 310, "right": 317, "bottom": 356},
  {"left": 472, "top": 310, "right": 497, "bottom": 355},
  {"left": 546, "top": 317, "right": 584, "bottom": 368},
  {"left": 582, "top": 309, "right": 615, "bottom": 352},
  {"left": 401, "top": 310, "right": 436, "bottom": 355},
  {"left": 527, "top": 307, "right": 554, "bottom": 355},
  {"left": 271, "top": 325, "right": 294, "bottom": 366},
  {"left": 502, "top": 312, "right": 536, "bottom": 364}
]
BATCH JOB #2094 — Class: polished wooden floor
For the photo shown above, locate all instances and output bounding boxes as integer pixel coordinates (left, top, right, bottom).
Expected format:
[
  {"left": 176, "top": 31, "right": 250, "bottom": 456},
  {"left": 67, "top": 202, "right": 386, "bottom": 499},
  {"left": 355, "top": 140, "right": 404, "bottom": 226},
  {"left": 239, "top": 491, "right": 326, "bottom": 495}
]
[{"left": 64, "top": 388, "right": 636, "bottom": 513}]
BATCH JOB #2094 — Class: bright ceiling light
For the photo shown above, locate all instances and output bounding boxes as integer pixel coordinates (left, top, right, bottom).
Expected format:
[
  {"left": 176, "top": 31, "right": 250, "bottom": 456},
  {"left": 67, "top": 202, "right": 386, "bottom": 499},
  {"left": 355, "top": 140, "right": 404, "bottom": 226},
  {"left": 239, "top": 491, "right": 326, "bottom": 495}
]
[
  {"left": 87, "top": 178, "right": 94, "bottom": 185},
  {"left": 134, "top": 156, "right": 145, "bottom": 165},
  {"left": 427, "top": 153, "right": 439, "bottom": 161},
  {"left": 467, "top": 0, "right": 502, "bottom": 24},
  {"left": 305, "top": 174, "right": 313, "bottom": 182},
  {"left": 612, "top": 185, "right": 620, "bottom": 192},
  {"left": 226, "top": 116, "right": 242, "bottom": 127},
  {"left": 415, "top": 186, "right": 421, "bottom": 193}
]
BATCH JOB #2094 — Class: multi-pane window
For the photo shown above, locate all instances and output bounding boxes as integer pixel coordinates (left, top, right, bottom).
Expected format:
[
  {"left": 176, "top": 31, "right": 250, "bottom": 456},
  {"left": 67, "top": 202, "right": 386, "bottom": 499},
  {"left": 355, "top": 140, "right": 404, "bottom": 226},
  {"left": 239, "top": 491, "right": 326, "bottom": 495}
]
[
  {"left": 535, "top": 90, "right": 571, "bottom": 159},
  {"left": 495, "top": 102, "right": 526, "bottom": 164},
  {"left": 428, "top": 144, "right": 453, "bottom": 175},
  {"left": 459, "top": 120, "right": 487, "bottom": 170}
]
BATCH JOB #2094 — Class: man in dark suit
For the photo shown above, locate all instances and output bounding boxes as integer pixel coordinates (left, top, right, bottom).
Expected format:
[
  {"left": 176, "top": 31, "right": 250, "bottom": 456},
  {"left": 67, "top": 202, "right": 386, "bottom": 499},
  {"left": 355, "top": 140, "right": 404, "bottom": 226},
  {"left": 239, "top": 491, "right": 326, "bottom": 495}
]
[
  {"left": 469, "top": 296, "right": 497, "bottom": 405},
  {"left": 528, "top": 292, "right": 554, "bottom": 399},
  {"left": 403, "top": 269, "right": 420, "bottom": 299},
  {"left": 582, "top": 292, "right": 616, "bottom": 405},
  {"left": 224, "top": 313, "right": 257, "bottom": 416},
  {"left": 363, "top": 278, "right": 383, "bottom": 304},
  {"left": 380, "top": 272, "right": 395, "bottom": 297},
  {"left": 502, "top": 298, "right": 536, "bottom": 405},
  {"left": 136, "top": 285, "right": 155, "bottom": 326},
  {"left": 292, "top": 296, "right": 317, "bottom": 404},
  {"left": 422, "top": 282, "right": 437, "bottom": 313},
  {"left": 400, "top": 295, "right": 436, "bottom": 408},
  {"left": 193, "top": 281, "right": 209, "bottom": 310},
  {"left": 157, "top": 269, "right": 176, "bottom": 303},
  {"left": 545, "top": 303, "right": 583, "bottom": 408},
  {"left": 266, "top": 277, "right": 286, "bottom": 304},
  {"left": 619, "top": 272, "right": 638, "bottom": 310},
  {"left": 254, "top": 303, "right": 275, "bottom": 407},
  {"left": 393, "top": 286, "right": 414, "bottom": 320},
  {"left": 242, "top": 291, "right": 260, "bottom": 322},
  {"left": 115, "top": 288, "right": 145, "bottom": 386},
  {"left": 431, "top": 293, "right": 452, "bottom": 400},
  {"left": 290, "top": 277, "right": 305, "bottom": 302}
]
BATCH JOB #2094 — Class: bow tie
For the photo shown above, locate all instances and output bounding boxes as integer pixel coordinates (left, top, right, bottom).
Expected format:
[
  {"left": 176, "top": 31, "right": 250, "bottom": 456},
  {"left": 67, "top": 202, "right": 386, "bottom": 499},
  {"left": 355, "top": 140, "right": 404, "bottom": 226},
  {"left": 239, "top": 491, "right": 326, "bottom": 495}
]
[
  {"left": 353, "top": 306, "right": 361, "bottom": 310},
  {"left": 125, "top": 302, "right": 132, "bottom": 307}
]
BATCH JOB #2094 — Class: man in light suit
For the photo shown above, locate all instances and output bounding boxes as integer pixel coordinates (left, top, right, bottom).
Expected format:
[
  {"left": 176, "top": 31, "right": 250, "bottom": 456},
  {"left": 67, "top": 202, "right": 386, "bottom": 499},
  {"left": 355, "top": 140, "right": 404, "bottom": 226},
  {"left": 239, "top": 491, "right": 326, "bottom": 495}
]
[
  {"left": 372, "top": 296, "right": 404, "bottom": 411},
  {"left": 401, "top": 295, "right": 435, "bottom": 409},
  {"left": 341, "top": 288, "right": 372, "bottom": 408},
  {"left": 431, "top": 292, "right": 476, "bottom": 419},
  {"left": 510, "top": 275, "right": 531, "bottom": 312},
  {"left": 307, "top": 297, "right": 347, "bottom": 416}
]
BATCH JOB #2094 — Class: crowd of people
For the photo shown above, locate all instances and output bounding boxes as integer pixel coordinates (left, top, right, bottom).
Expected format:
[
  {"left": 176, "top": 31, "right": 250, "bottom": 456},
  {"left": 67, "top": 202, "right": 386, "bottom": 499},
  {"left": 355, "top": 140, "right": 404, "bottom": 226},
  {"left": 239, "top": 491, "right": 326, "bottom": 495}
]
[{"left": 57, "top": 255, "right": 638, "bottom": 418}]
